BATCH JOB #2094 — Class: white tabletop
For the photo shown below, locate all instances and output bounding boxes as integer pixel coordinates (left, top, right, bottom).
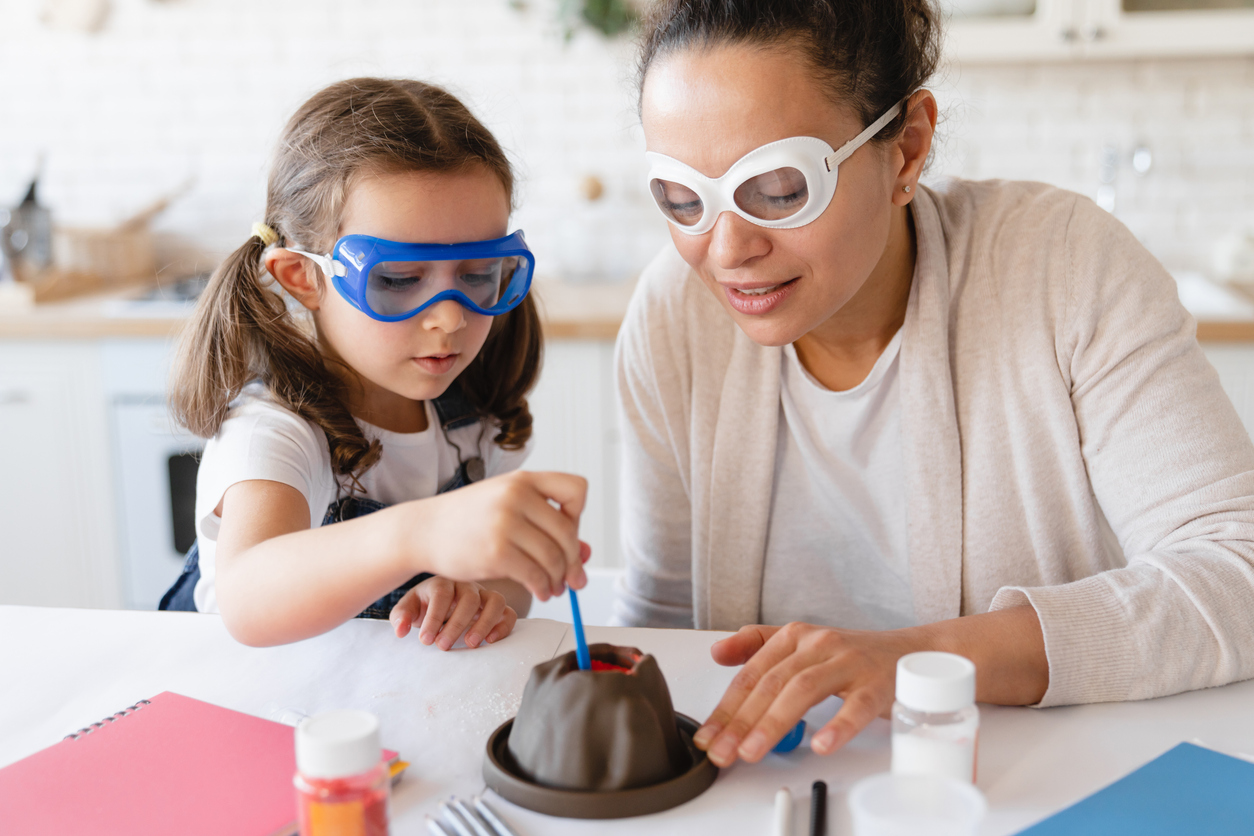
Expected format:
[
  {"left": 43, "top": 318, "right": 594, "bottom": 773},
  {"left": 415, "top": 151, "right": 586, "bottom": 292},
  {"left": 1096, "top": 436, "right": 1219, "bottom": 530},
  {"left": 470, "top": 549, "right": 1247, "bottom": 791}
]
[{"left": 2, "top": 606, "right": 1252, "bottom": 835}]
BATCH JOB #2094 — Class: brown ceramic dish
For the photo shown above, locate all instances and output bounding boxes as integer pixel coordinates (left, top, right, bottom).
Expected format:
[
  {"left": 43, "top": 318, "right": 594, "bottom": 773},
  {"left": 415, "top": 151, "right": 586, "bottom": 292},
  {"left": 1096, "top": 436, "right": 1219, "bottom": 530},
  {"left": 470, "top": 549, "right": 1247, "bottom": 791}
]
[
  {"left": 482, "top": 713, "right": 717, "bottom": 819},
  {"left": 482, "top": 643, "right": 718, "bottom": 818}
]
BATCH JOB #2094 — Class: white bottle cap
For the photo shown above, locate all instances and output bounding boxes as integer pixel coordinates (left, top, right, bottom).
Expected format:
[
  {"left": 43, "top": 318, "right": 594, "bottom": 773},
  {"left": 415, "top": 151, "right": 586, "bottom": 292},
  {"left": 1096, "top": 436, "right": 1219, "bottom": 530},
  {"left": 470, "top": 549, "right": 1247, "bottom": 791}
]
[
  {"left": 295, "top": 710, "right": 382, "bottom": 779},
  {"left": 895, "top": 652, "right": 976, "bottom": 713}
]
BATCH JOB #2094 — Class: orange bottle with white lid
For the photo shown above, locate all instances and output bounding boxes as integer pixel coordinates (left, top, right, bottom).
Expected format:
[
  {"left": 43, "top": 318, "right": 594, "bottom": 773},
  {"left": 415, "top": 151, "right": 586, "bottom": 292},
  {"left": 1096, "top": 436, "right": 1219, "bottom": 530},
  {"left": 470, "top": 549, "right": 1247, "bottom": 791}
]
[{"left": 294, "top": 710, "right": 390, "bottom": 836}]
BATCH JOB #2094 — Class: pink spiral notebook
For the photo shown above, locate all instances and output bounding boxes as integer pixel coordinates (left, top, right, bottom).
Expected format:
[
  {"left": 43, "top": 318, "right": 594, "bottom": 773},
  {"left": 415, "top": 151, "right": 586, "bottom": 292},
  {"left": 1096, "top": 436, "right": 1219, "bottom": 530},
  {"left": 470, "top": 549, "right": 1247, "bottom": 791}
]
[{"left": 0, "top": 691, "right": 402, "bottom": 836}]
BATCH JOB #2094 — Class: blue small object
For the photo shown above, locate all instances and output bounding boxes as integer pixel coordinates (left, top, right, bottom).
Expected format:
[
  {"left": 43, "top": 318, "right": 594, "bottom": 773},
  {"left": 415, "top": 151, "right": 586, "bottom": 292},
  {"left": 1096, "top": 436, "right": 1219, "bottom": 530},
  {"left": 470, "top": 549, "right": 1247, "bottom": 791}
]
[
  {"left": 569, "top": 588, "right": 591, "bottom": 671},
  {"left": 773, "top": 720, "right": 806, "bottom": 754}
]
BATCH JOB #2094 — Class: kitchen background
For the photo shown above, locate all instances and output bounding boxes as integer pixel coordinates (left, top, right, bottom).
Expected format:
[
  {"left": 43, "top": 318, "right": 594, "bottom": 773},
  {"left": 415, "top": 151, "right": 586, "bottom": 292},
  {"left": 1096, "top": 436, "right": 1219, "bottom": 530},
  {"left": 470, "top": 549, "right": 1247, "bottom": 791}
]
[{"left": 3, "top": 0, "right": 1254, "bottom": 615}]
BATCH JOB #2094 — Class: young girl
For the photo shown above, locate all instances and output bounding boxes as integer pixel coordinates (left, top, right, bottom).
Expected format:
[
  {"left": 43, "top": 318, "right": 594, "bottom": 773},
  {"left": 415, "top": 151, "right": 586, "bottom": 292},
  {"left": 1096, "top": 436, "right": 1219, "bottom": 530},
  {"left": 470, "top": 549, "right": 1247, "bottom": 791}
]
[{"left": 159, "top": 78, "right": 588, "bottom": 649}]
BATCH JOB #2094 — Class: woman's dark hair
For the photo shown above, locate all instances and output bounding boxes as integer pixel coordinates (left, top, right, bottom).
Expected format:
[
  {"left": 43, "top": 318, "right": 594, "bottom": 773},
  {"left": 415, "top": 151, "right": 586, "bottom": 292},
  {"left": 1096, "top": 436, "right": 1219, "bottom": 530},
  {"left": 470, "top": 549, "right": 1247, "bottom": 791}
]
[
  {"left": 170, "top": 77, "right": 542, "bottom": 485},
  {"left": 637, "top": 0, "right": 943, "bottom": 141}
]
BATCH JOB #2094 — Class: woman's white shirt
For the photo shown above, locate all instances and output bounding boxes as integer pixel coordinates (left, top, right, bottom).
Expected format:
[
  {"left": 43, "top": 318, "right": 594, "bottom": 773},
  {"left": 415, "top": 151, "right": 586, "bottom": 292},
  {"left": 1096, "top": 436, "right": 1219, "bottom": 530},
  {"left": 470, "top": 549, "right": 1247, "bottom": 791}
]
[
  {"left": 191, "top": 382, "right": 528, "bottom": 612},
  {"left": 761, "top": 331, "right": 912, "bottom": 630}
]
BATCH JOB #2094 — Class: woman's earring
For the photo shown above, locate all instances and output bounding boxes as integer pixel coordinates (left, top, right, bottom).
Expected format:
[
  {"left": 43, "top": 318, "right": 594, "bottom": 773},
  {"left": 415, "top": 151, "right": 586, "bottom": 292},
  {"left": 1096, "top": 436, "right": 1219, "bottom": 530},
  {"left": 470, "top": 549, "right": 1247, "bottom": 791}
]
[{"left": 902, "top": 185, "right": 912, "bottom": 193}]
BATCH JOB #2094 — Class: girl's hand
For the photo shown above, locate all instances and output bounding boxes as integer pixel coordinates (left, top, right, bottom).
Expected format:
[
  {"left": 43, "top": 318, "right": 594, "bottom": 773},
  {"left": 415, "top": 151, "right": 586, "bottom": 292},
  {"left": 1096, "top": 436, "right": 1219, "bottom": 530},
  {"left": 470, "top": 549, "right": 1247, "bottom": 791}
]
[
  {"left": 408, "top": 470, "right": 590, "bottom": 601},
  {"left": 693, "top": 607, "right": 1049, "bottom": 768},
  {"left": 389, "top": 577, "right": 517, "bottom": 650}
]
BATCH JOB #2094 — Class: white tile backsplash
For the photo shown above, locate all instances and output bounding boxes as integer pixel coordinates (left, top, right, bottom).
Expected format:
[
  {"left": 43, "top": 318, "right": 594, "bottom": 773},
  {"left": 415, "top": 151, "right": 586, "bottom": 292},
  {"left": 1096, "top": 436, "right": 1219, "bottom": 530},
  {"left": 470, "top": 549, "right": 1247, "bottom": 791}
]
[
  {"left": 2, "top": 0, "right": 1252, "bottom": 281},
  {"left": 929, "top": 55, "right": 1254, "bottom": 275}
]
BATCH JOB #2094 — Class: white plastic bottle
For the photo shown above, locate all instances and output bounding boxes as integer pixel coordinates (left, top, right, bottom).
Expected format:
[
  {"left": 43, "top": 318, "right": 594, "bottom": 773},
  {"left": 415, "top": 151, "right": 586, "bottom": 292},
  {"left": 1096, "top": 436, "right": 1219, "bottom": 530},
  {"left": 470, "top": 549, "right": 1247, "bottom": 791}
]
[{"left": 891, "top": 651, "right": 979, "bottom": 784}]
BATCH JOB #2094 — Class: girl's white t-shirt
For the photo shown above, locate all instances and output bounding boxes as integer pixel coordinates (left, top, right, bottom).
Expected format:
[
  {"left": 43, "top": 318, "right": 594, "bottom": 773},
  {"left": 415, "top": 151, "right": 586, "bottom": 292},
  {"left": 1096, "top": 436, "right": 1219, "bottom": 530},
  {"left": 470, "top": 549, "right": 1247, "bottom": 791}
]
[
  {"left": 758, "top": 330, "right": 915, "bottom": 631},
  {"left": 191, "top": 381, "right": 529, "bottom": 613}
]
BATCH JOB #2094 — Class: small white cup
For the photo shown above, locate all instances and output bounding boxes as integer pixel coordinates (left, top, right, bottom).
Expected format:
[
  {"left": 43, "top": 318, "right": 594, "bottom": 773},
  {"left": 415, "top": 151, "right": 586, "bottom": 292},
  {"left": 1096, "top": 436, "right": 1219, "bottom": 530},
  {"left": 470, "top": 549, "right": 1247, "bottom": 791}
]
[{"left": 848, "top": 772, "right": 986, "bottom": 836}]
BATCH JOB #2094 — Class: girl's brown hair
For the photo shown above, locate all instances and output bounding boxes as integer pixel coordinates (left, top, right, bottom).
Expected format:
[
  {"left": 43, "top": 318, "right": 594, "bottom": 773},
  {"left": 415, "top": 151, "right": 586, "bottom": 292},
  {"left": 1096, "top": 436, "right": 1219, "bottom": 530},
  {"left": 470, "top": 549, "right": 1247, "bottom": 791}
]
[
  {"left": 170, "top": 78, "right": 541, "bottom": 484},
  {"left": 637, "top": 0, "right": 943, "bottom": 144}
]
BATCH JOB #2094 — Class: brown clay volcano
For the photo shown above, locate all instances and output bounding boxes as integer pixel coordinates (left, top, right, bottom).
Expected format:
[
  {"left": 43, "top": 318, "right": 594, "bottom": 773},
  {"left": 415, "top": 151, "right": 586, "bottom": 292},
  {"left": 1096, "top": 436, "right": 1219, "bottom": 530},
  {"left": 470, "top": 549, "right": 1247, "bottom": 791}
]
[{"left": 482, "top": 643, "right": 718, "bottom": 818}]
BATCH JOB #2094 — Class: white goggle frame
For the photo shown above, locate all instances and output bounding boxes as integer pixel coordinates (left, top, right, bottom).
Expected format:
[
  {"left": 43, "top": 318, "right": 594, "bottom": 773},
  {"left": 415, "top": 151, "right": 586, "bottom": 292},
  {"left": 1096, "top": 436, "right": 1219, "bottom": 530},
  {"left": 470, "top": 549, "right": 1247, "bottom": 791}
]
[{"left": 645, "top": 101, "right": 902, "bottom": 235}]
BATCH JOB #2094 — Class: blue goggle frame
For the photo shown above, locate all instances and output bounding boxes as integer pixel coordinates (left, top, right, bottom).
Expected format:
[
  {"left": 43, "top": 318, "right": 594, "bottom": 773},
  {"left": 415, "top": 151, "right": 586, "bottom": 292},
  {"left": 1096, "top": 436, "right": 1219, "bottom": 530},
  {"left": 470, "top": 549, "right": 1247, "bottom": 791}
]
[{"left": 293, "top": 230, "right": 535, "bottom": 321}]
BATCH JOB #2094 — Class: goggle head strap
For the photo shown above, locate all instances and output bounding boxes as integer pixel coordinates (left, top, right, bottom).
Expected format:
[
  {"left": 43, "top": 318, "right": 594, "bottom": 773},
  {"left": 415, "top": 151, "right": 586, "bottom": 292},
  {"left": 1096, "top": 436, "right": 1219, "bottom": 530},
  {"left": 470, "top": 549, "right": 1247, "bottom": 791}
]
[{"left": 824, "top": 101, "right": 904, "bottom": 171}]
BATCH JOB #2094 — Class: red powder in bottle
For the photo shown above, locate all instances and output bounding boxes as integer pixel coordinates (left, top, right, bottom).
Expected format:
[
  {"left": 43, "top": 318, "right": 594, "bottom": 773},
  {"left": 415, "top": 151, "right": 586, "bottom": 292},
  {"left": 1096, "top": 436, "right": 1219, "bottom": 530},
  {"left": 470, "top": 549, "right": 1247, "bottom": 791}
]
[{"left": 295, "top": 762, "right": 390, "bottom": 836}]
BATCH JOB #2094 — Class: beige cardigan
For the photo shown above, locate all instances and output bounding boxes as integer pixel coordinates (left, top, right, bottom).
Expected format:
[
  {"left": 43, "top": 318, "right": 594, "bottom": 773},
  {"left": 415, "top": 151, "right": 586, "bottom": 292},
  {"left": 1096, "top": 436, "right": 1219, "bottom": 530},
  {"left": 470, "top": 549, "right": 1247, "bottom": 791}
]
[{"left": 613, "top": 179, "right": 1254, "bottom": 707}]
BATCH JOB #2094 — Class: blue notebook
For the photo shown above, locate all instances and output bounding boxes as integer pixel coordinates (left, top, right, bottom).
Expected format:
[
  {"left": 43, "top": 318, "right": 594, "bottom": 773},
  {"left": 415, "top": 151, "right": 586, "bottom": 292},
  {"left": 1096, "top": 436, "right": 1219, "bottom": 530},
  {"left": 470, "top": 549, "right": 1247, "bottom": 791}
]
[{"left": 1018, "top": 742, "right": 1254, "bottom": 835}]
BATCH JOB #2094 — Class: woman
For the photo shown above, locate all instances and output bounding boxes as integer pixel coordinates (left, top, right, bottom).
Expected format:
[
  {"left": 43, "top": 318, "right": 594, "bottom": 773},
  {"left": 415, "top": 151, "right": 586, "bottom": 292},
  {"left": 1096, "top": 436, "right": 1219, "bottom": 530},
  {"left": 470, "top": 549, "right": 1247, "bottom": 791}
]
[{"left": 614, "top": 0, "right": 1254, "bottom": 769}]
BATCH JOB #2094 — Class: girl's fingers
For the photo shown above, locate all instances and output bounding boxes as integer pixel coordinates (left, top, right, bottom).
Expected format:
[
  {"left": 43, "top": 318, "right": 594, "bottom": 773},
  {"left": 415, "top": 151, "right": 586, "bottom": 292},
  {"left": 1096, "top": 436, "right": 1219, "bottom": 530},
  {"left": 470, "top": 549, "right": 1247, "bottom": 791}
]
[
  {"left": 417, "top": 580, "right": 455, "bottom": 645},
  {"left": 524, "top": 471, "right": 588, "bottom": 524},
  {"left": 507, "top": 507, "right": 573, "bottom": 595},
  {"left": 518, "top": 474, "right": 588, "bottom": 589},
  {"left": 497, "top": 543, "right": 561, "bottom": 601},
  {"left": 435, "top": 584, "right": 484, "bottom": 651},
  {"left": 465, "top": 591, "right": 507, "bottom": 648},
  {"left": 811, "top": 687, "right": 885, "bottom": 755},
  {"left": 484, "top": 606, "right": 518, "bottom": 644},
  {"left": 389, "top": 591, "right": 422, "bottom": 639}
]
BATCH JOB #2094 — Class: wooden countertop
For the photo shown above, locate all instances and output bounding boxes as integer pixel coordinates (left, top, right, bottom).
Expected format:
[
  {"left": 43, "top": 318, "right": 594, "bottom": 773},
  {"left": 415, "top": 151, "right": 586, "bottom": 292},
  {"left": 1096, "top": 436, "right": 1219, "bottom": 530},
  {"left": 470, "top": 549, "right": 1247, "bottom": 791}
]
[
  {"left": 4, "top": 278, "right": 1254, "bottom": 342},
  {"left": 0, "top": 278, "right": 637, "bottom": 342}
]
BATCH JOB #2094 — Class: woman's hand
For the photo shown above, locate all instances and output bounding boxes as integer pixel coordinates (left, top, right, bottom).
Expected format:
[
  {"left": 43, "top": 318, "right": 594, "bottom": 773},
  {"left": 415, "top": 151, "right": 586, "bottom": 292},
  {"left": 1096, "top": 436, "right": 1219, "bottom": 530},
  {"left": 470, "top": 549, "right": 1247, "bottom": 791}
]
[
  {"left": 694, "top": 622, "right": 917, "bottom": 766},
  {"left": 389, "top": 577, "right": 517, "bottom": 650},
  {"left": 401, "top": 470, "right": 591, "bottom": 602},
  {"left": 694, "top": 607, "right": 1049, "bottom": 768}
]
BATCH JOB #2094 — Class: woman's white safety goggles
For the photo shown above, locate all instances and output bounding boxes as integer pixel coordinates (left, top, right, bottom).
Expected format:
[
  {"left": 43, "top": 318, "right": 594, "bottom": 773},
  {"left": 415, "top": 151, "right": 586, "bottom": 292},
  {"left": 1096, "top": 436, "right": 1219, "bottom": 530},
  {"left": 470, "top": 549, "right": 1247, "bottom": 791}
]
[{"left": 645, "top": 101, "right": 902, "bottom": 235}]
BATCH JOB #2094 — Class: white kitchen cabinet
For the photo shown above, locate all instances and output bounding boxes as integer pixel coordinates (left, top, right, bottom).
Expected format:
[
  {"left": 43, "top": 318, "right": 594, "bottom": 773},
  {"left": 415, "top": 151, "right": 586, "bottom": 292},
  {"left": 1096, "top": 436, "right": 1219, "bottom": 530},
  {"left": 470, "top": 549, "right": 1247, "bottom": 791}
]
[
  {"left": 944, "top": 0, "right": 1254, "bottom": 62},
  {"left": 101, "top": 339, "right": 203, "bottom": 610},
  {"left": 942, "top": 0, "right": 1079, "bottom": 63},
  {"left": 1083, "top": 0, "right": 1254, "bottom": 59},
  {"left": 0, "top": 342, "right": 121, "bottom": 608}
]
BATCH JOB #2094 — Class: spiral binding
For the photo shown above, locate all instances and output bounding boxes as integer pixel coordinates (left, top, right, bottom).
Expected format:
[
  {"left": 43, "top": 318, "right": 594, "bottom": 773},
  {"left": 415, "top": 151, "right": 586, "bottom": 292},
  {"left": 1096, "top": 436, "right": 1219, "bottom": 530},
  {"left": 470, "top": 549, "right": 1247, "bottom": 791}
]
[{"left": 63, "top": 699, "right": 152, "bottom": 741}]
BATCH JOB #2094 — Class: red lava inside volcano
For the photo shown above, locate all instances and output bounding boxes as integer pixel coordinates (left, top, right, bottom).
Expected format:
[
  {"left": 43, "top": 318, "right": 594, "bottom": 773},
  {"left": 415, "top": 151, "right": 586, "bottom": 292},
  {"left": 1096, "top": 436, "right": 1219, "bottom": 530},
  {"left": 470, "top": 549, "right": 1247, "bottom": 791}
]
[{"left": 590, "top": 659, "right": 634, "bottom": 673}]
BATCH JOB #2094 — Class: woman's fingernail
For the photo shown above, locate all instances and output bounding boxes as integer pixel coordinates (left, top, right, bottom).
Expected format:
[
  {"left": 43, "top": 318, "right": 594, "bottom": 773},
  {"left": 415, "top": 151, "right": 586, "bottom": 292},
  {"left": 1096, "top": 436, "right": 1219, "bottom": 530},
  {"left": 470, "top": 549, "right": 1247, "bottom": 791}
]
[
  {"left": 419, "top": 632, "right": 433, "bottom": 645},
  {"left": 709, "top": 735, "right": 738, "bottom": 766},
  {"left": 812, "top": 729, "right": 838, "bottom": 754},
  {"left": 693, "top": 724, "right": 720, "bottom": 748},
  {"left": 466, "top": 634, "right": 481, "bottom": 648},
  {"left": 739, "top": 730, "right": 768, "bottom": 761}
]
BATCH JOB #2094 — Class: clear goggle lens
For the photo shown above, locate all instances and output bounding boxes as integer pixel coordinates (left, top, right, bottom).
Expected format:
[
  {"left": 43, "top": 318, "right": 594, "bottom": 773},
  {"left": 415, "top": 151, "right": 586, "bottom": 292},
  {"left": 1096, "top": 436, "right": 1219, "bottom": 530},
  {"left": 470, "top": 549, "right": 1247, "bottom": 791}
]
[
  {"left": 365, "top": 256, "right": 519, "bottom": 317},
  {"left": 649, "top": 166, "right": 811, "bottom": 228}
]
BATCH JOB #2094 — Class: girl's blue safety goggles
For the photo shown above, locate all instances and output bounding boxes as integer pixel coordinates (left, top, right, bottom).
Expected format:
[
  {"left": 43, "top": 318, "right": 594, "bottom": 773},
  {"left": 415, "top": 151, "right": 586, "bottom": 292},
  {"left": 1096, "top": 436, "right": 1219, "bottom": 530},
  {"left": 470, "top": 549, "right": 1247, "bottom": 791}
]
[{"left": 289, "top": 230, "right": 534, "bottom": 321}]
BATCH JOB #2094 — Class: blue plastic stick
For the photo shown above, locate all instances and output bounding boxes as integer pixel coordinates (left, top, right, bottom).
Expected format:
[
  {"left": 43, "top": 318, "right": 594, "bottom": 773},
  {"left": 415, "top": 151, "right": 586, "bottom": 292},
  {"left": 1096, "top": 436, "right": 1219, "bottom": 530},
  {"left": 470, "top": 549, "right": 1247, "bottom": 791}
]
[{"left": 569, "top": 588, "right": 591, "bottom": 670}]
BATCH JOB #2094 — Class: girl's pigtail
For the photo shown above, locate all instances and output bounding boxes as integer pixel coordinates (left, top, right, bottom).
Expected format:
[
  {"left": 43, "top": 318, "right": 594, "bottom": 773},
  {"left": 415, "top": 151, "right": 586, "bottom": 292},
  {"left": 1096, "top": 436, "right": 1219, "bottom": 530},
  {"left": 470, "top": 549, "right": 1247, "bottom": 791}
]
[
  {"left": 168, "top": 234, "right": 380, "bottom": 483},
  {"left": 169, "top": 235, "right": 271, "bottom": 439}
]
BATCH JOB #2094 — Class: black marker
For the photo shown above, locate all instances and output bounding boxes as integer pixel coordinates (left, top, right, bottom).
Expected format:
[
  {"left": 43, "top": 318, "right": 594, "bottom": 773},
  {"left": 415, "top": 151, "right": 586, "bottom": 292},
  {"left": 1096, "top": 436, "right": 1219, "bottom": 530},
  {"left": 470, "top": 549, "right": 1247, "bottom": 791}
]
[{"left": 809, "top": 780, "right": 827, "bottom": 836}]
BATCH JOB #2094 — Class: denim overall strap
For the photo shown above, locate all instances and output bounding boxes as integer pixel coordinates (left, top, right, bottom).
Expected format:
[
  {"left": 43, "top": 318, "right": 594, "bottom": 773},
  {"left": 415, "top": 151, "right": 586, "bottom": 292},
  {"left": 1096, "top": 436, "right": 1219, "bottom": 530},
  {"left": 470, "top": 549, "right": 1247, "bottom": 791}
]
[
  {"left": 432, "top": 381, "right": 479, "bottom": 430},
  {"left": 157, "top": 543, "right": 201, "bottom": 611},
  {"left": 321, "top": 495, "right": 433, "bottom": 620},
  {"left": 431, "top": 381, "right": 487, "bottom": 490}
]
